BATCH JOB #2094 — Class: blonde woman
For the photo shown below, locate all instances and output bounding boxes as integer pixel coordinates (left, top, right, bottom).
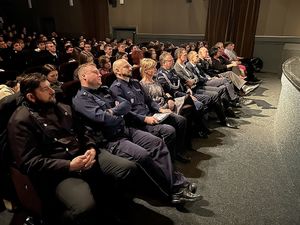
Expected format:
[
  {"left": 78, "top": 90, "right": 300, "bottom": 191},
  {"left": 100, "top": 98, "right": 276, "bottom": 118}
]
[{"left": 140, "top": 58, "right": 210, "bottom": 145}]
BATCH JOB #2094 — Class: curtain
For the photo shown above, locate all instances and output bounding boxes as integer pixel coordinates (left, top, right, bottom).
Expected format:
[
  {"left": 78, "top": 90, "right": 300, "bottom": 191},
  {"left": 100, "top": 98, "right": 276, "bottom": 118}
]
[
  {"left": 79, "top": 0, "right": 109, "bottom": 40},
  {"left": 205, "top": 0, "right": 260, "bottom": 58}
]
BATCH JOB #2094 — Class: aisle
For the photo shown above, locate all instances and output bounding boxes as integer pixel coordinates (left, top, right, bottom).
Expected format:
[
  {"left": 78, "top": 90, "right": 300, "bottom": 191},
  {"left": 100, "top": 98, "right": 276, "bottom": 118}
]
[{"left": 133, "top": 73, "right": 300, "bottom": 225}]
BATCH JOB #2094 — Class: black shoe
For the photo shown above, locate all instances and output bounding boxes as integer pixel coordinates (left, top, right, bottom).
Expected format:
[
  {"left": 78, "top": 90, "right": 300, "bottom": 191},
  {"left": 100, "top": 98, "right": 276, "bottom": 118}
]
[
  {"left": 239, "top": 98, "right": 254, "bottom": 105},
  {"left": 230, "top": 101, "right": 242, "bottom": 108},
  {"left": 233, "top": 110, "right": 241, "bottom": 115},
  {"left": 242, "top": 84, "right": 260, "bottom": 95},
  {"left": 197, "top": 131, "right": 208, "bottom": 139},
  {"left": 185, "top": 182, "right": 197, "bottom": 194},
  {"left": 252, "top": 77, "right": 262, "bottom": 83},
  {"left": 205, "top": 128, "right": 213, "bottom": 135},
  {"left": 225, "top": 107, "right": 240, "bottom": 118},
  {"left": 246, "top": 80, "right": 261, "bottom": 85},
  {"left": 171, "top": 187, "right": 202, "bottom": 204},
  {"left": 220, "top": 120, "right": 238, "bottom": 129},
  {"left": 187, "top": 145, "right": 197, "bottom": 152},
  {"left": 176, "top": 153, "right": 191, "bottom": 163}
]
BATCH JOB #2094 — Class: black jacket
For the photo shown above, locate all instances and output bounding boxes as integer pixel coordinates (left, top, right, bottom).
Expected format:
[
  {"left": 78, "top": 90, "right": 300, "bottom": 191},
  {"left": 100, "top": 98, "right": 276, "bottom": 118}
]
[{"left": 7, "top": 101, "right": 95, "bottom": 182}]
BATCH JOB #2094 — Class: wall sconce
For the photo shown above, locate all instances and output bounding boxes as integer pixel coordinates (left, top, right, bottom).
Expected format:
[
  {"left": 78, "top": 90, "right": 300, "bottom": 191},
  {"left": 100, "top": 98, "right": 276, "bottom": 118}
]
[
  {"left": 28, "top": 0, "right": 32, "bottom": 8},
  {"left": 69, "top": 0, "right": 74, "bottom": 6},
  {"left": 120, "top": 0, "right": 124, "bottom": 5}
]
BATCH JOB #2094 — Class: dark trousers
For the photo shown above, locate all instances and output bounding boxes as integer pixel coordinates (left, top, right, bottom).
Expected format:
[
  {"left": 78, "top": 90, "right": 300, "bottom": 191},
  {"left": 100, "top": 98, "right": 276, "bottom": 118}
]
[
  {"left": 194, "top": 90, "right": 227, "bottom": 123},
  {"left": 205, "top": 77, "right": 238, "bottom": 101},
  {"left": 106, "top": 127, "right": 187, "bottom": 195},
  {"left": 36, "top": 150, "right": 137, "bottom": 225},
  {"left": 142, "top": 113, "right": 187, "bottom": 159},
  {"left": 180, "top": 104, "right": 208, "bottom": 136},
  {"left": 200, "top": 85, "right": 231, "bottom": 108},
  {"left": 144, "top": 123, "right": 176, "bottom": 158},
  {"left": 240, "top": 58, "right": 256, "bottom": 81},
  {"left": 162, "top": 113, "right": 187, "bottom": 154}
]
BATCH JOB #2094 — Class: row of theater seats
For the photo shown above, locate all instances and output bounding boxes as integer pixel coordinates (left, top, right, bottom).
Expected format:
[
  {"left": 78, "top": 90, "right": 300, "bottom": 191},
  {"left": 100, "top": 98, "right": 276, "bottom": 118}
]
[
  {"left": 0, "top": 71, "right": 17, "bottom": 84},
  {"left": 0, "top": 60, "right": 79, "bottom": 84}
]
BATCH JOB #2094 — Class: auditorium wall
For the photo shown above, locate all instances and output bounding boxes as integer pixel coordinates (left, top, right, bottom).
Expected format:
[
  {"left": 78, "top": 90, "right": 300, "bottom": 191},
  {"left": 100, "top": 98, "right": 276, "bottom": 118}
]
[
  {"left": 1, "top": 0, "right": 300, "bottom": 73},
  {"left": 108, "top": 0, "right": 300, "bottom": 37},
  {"left": 108, "top": 0, "right": 300, "bottom": 73},
  {"left": 108, "top": 0, "right": 207, "bottom": 35},
  {"left": 2, "top": 0, "right": 299, "bottom": 38},
  {"left": 256, "top": 0, "right": 300, "bottom": 36},
  {"left": 254, "top": 0, "right": 300, "bottom": 73}
]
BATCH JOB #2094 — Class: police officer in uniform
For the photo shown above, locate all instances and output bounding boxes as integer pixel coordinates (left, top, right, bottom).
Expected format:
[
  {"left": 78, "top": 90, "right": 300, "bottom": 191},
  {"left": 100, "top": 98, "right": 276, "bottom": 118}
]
[
  {"left": 110, "top": 59, "right": 192, "bottom": 163},
  {"left": 72, "top": 63, "right": 201, "bottom": 204}
]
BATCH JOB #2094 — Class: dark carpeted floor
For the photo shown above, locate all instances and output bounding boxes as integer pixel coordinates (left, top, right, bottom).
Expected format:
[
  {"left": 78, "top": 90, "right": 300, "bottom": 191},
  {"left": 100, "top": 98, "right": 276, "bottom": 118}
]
[
  {"left": 1, "top": 72, "right": 300, "bottom": 225},
  {"left": 131, "top": 72, "right": 300, "bottom": 225}
]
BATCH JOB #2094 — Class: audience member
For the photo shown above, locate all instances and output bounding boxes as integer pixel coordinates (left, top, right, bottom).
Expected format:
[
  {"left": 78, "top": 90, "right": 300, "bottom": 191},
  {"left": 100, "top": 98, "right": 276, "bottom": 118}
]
[
  {"left": 41, "top": 64, "right": 64, "bottom": 101},
  {"left": 73, "top": 63, "right": 201, "bottom": 204},
  {"left": 209, "top": 47, "right": 259, "bottom": 95},
  {"left": 186, "top": 50, "right": 240, "bottom": 108},
  {"left": 98, "top": 55, "right": 115, "bottom": 86},
  {"left": 140, "top": 58, "right": 210, "bottom": 140},
  {"left": 7, "top": 73, "right": 137, "bottom": 224},
  {"left": 0, "top": 80, "right": 20, "bottom": 101},
  {"left": 174, "top": 48, "right": 238, "bottom": 121},
  {"left": 110, "top": 59, "right": 192, "bottom": 163},
  {"left": 115, "top": 51, "right": 128, "bottom": 61},
  {"left": 157, "top": 51, "right": 238, "bottom": 129},
  {"left": 44, "top": 41, "right": 60, "bottom": 66},
  {"left": 103, "top": 43, "right": 115, "bottom": 64},
  {"left": 224, "top": 41, "right": 261, "bottom": 83},
  {"left": 130, "top": 49, "right": 144, "bottom": 80}
]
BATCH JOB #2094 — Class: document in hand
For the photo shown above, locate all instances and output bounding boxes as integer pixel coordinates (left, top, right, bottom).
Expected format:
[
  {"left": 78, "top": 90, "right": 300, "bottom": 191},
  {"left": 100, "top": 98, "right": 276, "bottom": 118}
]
[{"left": 152, "top": 113, "right": 171, "bottom": 123}]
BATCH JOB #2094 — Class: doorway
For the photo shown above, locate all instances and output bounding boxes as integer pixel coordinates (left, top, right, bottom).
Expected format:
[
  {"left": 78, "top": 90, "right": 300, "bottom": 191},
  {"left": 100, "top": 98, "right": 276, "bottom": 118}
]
[{"left": 112, "top": 27, "right": 136, "bottom": 42}]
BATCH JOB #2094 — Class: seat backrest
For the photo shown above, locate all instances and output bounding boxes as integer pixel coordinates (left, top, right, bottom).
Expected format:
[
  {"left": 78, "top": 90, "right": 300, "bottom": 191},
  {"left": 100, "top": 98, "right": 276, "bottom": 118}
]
[
  {"left": 0, "top": 70, "right": 17, "bottom": 84},
  {"left": 0, "top": 93, "right": 20, "bottom": 167},
  {"left": 59, "top": 61, "right": 79, "bottom": 82},
  {"left": 10, "top": 167, "right": 42, "bottom": 216},
  {"left": 61, "top": 79, "right": 81, "bottom": 105}
]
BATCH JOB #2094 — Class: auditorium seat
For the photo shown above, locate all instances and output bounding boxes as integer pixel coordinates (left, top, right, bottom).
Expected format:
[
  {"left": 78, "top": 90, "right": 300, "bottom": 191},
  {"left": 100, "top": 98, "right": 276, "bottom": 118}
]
[
  {"left": 0, "top": 71, "right": 17, "bottom": 84},
  {"left": 58, "top": 61, "right": 79, "bottom": 82}
]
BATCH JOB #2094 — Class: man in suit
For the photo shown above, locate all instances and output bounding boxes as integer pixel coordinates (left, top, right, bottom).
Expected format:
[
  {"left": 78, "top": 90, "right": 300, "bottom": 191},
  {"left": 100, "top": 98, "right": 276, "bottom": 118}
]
[
  {"left": 186, "top": 50, "right": 240, "bottom": 105},
  {"left": 173, "top": 48, "right": 238, "bottom": 127},
  {"left": 44, "top": 41, "right": 60, "bottom": 66}
]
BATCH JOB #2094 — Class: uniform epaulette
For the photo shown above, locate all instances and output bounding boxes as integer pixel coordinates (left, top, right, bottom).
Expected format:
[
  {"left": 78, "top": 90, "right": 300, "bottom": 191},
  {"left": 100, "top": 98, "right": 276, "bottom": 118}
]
[
  {"left": 131, "top": 78, "right": 139, "bottom": 83},
  {"left": 156, "top": 75, "right": 165, "bottom": 80},
  {"left": 114, "top": 81, "right": 121, "bottom": 87},
  {"left": 100, "top": 86, "right": 110, "bottom": 94},
  {"left": 81, "top": 90, "right": 88, "bottom": 96}
]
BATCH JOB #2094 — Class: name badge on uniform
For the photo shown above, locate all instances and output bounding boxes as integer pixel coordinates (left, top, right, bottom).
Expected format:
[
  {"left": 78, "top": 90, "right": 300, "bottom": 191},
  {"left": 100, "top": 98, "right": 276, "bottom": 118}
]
[{"left": 131, "top": 98, "right": 134, "bottom": 104}]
